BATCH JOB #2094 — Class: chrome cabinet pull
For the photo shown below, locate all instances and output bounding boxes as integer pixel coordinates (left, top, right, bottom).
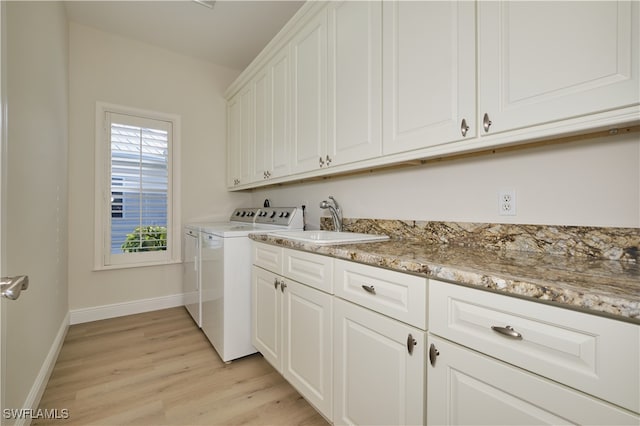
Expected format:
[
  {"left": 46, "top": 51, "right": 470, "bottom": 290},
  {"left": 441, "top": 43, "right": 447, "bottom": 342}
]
[
  {"left": 407, "top": 334, "right": 417, "bottom": 355},
  {"left": 280, "top": 281, "right": 287, "bottom": 293},
  {"left": 319, "top": 156, "right": 325, "bottom": 168},
  {"left": 482, "top": 113, "right": 492, "bottom": 133},
  {"left": 491, "top": 325, "right": 523, "bottom": 340},
  {"left": 460, "top": 118, "right": 469, "bottom": 137},
  {"left": 1, "top": 275, "right": 29, "bottom": 301},
  {"left": 325, "top": 155, "right": 332, "bottom": 166},
  {"left": 429, "top": 343, "right": 440, "bottom": 367},
  {"left": 361, "top": 284, "right": 376, "bottom": 294},
  {"left": 273, "top": 278, "right": 279, "bottom": 289}
]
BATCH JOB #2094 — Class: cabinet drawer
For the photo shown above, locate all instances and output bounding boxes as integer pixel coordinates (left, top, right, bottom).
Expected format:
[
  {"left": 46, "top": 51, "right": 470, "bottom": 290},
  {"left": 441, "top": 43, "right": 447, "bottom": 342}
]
[
  {"left": 334, "top": 259, "right": 428, "bottom": 330},
  {"left": 252, "top": 242, "right": 282, "bottom": 274},
  {"left": 429, "top": 279, "right": 640, "bottom": 413},
  {"left": 283, "top": 249, "right": 333, "bottom": 294}
]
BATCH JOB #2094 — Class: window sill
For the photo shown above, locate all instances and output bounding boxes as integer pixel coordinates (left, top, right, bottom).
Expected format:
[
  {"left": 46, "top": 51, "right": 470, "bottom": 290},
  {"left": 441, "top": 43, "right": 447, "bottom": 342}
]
[{"left": 93, "top": 259, "right": 182, "bottom": 272}]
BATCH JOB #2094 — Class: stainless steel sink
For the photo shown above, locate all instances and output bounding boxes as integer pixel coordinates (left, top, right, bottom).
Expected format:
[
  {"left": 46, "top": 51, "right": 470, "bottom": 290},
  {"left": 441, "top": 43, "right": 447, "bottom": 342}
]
[{"left": 267, "top": 230, "right": 389, "bottom": 245}]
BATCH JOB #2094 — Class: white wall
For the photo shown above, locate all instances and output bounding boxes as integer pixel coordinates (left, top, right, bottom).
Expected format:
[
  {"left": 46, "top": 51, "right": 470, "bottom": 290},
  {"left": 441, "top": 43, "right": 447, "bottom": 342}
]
[
  {"left": 68, "top": 22, "right": 250, "bottom": 312},
  {"left": 252, "top": 131, "right": 640, "bottom": 229},
  {"left": 5, "top": 0, "right": 69, "bottom": 412}
]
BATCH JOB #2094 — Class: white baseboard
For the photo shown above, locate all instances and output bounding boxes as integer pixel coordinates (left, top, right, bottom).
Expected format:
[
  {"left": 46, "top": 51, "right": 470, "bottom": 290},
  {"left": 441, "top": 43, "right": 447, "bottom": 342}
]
[
  {"left": 69, "top": 293, "right": 185, "bottom": 325},
  {"left": 17, "top": 311, "right": 70, "bottom": 426}
]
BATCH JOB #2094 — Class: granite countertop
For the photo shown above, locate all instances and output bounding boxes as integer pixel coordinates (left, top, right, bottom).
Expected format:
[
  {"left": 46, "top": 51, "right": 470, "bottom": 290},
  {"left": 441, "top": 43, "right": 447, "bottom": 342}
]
[{"left": 249, "top": 233, "right": 640, "bottom": 324}]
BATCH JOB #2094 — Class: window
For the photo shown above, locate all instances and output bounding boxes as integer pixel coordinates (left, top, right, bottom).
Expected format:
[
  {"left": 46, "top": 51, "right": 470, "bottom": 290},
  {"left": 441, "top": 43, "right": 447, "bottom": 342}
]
[{"left": 95, "top": 102, "right": 181, "bottom": 269}]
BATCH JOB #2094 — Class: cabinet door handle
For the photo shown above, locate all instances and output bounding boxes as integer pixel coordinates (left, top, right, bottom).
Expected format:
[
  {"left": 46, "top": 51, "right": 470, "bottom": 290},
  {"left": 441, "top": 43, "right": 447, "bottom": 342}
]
[
  {"left": 407, "top": 334, "right": 417, "bottom": 355},
  {"left": 460, "top": 118, "right": 469, "bottom": 137},
  {"left": 482, "top": 113, "right": 492, "bottom": 133},
  {"left": 325, "top": 155, "right": 332, "bottom": 166},
  {"left": 429, "top": 343, "right": 440, "bottom": 367},
  {"left": 361, "top": 284, "right": 376, "bottom": 294},
  {"left": 319, "top": 156, "right": 325, "bottom": 168},
  {"left": 491, "top": 325, "right": 523, "bottom": 340},
  {"left": 280, "top": 281, "right": 287, "bottom": 293},
  {"left": 273, "top": 278, "right": 279, "bottom": 289}
]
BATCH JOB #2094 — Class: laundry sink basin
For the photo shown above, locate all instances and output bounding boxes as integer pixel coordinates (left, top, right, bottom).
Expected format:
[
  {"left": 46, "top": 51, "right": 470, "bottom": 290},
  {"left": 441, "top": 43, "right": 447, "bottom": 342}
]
[{"left": 268, "top": 230, "right": 389, "bottom": 245}]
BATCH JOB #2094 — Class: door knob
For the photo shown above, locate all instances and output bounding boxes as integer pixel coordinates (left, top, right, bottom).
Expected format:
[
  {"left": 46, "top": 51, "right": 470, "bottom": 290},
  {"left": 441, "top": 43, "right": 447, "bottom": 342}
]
[{"left": 1, "top": 275, "right": 29, "bottom": 300}]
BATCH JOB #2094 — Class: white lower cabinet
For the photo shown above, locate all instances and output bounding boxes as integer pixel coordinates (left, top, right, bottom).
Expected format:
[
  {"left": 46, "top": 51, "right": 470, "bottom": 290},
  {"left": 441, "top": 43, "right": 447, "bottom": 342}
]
[
  {"left": 252, "top": 266, "right": 282, "bottom": 369},
  {"left": 333, "top": 298, "right": 426, "bottom": 426},
  {"left": 427, "top": 334, "right": 639, "bottom": 425},
  {"left": 282, "top": 278, "right": 333, "bottom": 418},
  {"left": 251, "top": 262, "right": 333, "bottom": 420},
  {"left": 254, "top": 244, "right": 640, "bottom": 425}
]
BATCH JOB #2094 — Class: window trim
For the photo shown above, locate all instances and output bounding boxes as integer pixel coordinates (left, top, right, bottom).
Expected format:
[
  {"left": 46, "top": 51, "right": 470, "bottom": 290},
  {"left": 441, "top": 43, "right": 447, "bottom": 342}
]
[{"left": 94, "top": 102, "right": 181, "bottom": 270}]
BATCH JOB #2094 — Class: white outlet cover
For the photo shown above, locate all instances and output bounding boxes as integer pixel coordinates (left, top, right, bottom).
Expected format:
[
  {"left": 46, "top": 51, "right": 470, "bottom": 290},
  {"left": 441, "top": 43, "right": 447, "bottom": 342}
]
[{"left": 499, "top": 190, "right": 516, "bottom": 216}]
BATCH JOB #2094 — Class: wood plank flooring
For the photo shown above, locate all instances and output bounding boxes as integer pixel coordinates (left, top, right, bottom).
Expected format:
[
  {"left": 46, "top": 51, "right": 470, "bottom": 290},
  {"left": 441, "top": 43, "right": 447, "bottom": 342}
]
[{"left": 34, "top": 307, "right": 328, "bottom": 426}]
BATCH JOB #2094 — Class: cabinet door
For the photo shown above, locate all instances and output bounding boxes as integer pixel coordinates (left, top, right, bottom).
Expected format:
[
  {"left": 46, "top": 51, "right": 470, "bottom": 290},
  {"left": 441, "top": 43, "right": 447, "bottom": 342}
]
[
  {"left": 227, "top": 85, "right": 253, "bottom": 188},
  {"left": 251, "top": 266, "right": 282, "bottom": 370},
  {"left": 427, "top": 335, "right": 639, "bottom": 425},
  {"left": 282, "top": 278, "right": 333, "bottom": 420},
  {"left": 252, "top": 67, "right": 271, "bottom": 183},
  {"left": 327, "top": 0, "right": 382, "bottom": 166},
  {"left": 478, "top": 1, "right": 640, "bottom": 135},
  {"left": 226, "top": 94, "right": 241, "bottom": 188},
  {"left": 290, "top": 8, "right": 327, "bottom": 174},
  {"left": 333, "top": 298, "right": 425, "bottom": 426},
  {"left": 253, "top": 47, "right": 291, "bottom": 183},
  {"left": 238, "top": 85, "right": 254, "bottom": 185},
  {"left": 382, "top": 1, "right": 476, "bottom": 155},
  {"left": 271, "top": 47, "right": 291, "bottom": 179}
]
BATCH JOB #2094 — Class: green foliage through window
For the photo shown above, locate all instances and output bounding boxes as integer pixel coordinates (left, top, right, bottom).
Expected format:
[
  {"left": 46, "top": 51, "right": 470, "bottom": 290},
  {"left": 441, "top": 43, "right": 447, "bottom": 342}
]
[{"left": 121, "top": 226, "right": 167, "bottom": 253}]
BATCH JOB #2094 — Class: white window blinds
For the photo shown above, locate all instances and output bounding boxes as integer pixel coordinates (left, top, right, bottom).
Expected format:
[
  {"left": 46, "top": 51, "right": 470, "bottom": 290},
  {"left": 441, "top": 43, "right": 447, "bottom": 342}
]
[
  {"left": 109, "top": 116, "right": 169, "bottom": 255},
  {"left": 103, "top": 111, "right": 174, "bottom": 266}
]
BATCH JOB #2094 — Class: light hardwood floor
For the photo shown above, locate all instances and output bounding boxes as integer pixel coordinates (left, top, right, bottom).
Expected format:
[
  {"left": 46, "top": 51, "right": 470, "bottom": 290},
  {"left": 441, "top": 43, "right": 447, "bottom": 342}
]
[{"left": 34, "top": 307, "right": 329, "bottom": 426}]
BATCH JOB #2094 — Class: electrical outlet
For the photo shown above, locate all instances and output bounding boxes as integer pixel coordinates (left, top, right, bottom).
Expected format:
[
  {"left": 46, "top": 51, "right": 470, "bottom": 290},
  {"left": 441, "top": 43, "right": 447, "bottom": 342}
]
[{"left": 499, "top": 190, "right": 516, "bottom": 216}]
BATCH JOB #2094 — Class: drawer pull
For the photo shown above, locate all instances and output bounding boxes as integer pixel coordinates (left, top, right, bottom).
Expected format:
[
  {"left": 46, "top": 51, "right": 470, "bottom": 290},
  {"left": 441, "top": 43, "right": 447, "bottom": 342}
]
[
  {"left": 361, "top": 284, "right": 376, "bottom": 294},
  {"left": 407, "top": 334, "right": 417, "bottom": 355},
  {"left": 491, "top": 325, "right": 523, "bottom": 340}
]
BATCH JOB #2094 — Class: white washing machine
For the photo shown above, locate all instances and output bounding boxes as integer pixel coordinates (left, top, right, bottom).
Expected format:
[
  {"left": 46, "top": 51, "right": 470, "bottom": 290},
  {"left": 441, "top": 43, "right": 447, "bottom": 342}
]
[{"left": 183, "top": 207, "right": 303, "bottom": 362}]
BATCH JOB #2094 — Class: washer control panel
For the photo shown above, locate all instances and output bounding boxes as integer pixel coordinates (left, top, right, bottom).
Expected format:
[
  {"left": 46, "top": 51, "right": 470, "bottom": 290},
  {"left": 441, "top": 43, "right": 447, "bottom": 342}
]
[
  {"left": 230, "top": 208, "right": 261, "bottom": 223},
  {"left": 230, "top": 207, "right": 303, "bottom": 229}
]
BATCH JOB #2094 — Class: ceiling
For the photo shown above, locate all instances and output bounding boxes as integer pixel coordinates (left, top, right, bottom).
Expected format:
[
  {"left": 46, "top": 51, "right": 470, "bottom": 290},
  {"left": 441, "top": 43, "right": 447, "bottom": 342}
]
[{"left": 64, "top": 1, "right": 305, "bottom": 71}]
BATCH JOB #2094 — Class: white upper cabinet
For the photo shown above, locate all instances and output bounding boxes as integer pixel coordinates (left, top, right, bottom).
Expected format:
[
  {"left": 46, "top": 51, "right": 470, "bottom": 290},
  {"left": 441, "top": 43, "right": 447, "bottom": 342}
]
[
  {"left": 226, "top": 1, "right": 639, "bottom": 190},
  {"left": 290, "top": 8, "right": 327, "bottom": 174},
  {"left": 327, "top": 1, "right": 382, "bottom": 166},
  {"left": 227, "top": 86, "right": 253, "bottom": 187},
  {"left": 252, "top": 66, "right": 271, "bottom": 183},
  {"left": 226, "top": 94, "right": 241, "bottom": 187},
  {"left": 252, "top": 47, "right": 291, "bottom": 183},
  {"left": 382, "top": 1, "right": 476, "bottom": 155},
  {"left": 271, "top": 48, "right": 291, "bottom": 179},
  {"left": 478, "top": 0, "right": 640, "bottom": 135}
]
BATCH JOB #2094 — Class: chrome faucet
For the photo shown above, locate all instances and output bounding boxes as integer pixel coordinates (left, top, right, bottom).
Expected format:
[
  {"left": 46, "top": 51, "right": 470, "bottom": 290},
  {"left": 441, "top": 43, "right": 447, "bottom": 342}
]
[{"left": 319, "top": 196, "right": 343, "bottom": 232}]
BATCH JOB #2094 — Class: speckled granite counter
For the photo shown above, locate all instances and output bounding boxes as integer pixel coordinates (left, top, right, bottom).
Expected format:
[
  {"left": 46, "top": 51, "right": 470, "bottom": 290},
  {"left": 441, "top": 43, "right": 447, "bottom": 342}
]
[{"left": 249, "top": 231, "right": 640, "bottom": 324}]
